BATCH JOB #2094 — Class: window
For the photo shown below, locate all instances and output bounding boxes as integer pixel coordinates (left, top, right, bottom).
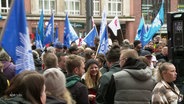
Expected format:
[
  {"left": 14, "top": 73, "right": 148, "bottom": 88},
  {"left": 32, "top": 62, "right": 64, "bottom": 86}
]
[
  {"left": 178, "top": 0, "right": 184, "bottom": 12},
  {"left": 65, "top": 0, "right": 80, "bottom": 15},
  {"left": 142, "top": 0, "right": 170, "bottom": 24},
  {"left": 0, "top": 0, "right": 12, "bottom": 13},
  {"left": 93, "top": 0, "right": 100, "bottom": 16},
  {"left": 39, "top": 0, "right": 55, "bottom": 14},
  {"left": 108, "top": 0, "right": 122, "bottom": 16}
]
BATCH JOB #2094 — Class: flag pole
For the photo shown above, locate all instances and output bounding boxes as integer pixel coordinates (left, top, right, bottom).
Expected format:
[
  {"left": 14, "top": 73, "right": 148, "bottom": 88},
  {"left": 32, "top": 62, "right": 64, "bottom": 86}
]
[{"left": 95, "top": 40, "right": 101, "bottom": 59}]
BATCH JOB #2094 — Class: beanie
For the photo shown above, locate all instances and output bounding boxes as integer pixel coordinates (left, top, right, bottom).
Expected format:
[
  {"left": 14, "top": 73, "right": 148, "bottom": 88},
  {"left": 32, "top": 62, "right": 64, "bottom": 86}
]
[
  {"left": 43, "top": 68, "right": 66, "bottom": 97},
  {"left": 85, "top": 59, "right": 98, "bottom": 71}
]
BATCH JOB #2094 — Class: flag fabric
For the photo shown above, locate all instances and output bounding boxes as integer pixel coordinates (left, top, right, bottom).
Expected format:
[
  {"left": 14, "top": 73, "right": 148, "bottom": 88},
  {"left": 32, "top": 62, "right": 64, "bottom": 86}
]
[
  {"left": 83, "top": 26, "right": 98, "bottom": 47},
  {"left": 99, "top": 11, "right": 107, "bottom": 38},
  {"left": 108, "top": 16, "right": 121, "bottom": 36},
  {"left": 98, "top": 26, "right": 109, "bottom": 54},
  {"left": 43, "top": 13, "right": 54, "bottom": 46},
  {"left": 54, "top": 26, "right": 59, "bottom": 43},
  {"left": 135, "top": 16, "right": 146, "bottom": 44},
  {"left": 0, "top": 0, "right": 35, "bottom": 74},
  {"left": 63, "top": 13, "right": 79, "bottom": 48},
  {"left": 35, "top": 28, "right": 43, "bottom": 49},
  {"left": 142, "top": 0, "right": 164, "bottom": 46},
  {"left": 38, "top": 9, "right": 44, "bottom": 44}
]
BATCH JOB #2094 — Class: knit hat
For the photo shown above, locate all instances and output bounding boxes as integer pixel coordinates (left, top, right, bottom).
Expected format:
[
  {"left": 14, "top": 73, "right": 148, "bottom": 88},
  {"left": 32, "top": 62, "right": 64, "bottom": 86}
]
[
  {"left": 85, "top": 59, "right": 98, "bottom": 71},
  {"left": 43, "top": 68, "right": 66, "bottom": 96}
]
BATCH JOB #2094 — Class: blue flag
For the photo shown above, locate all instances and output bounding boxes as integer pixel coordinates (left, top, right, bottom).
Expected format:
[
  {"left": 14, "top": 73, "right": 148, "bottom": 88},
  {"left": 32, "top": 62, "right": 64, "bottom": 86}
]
[
  {"left": 38, "top": 9, "right": 44, "bottom": 44},
  {"left": 35, "top": 28, "right": 43, "bottom": 49},
  {"left": 43, "top": 13, "right": 54, "bottom": 46},
  {"left": 64, "top": 13, "right": 78, "bottom": 48},
  {"left": 135, "top": 16, "right": 146, "bottom": 44},
  {"left": 83, "top": 26, "right": 98, "bottom": 47},
  {"left": 0, "top": 0, "right": 35, "bottom": 74},
  {"left": 54, "top": 26, "right": 59, "bottom": 43},
  {"left": 98, "top": 26, "right": 109, "bottom": 54},
  {"left": 143, "top": 0, "right": 164, "bottom": 46}
]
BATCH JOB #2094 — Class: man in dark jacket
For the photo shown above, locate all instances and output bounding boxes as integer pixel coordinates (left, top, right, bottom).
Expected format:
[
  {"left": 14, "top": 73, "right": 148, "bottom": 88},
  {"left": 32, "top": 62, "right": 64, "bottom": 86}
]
[
  {"left": 66, "top": 54, "right": 89, "bottom": 104},
  {"left": 96, "top": 45, "right": 121, "bottom": 104},
  {"left": 105, "top": 49, "right": 156, "bottom": 104}
]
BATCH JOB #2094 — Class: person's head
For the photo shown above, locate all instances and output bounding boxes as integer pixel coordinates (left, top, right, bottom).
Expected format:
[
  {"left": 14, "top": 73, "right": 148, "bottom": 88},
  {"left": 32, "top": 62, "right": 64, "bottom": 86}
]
[
  {"left": 43, "top": 52, "right": 58, "bottom": 69},
  {"left": 66, "top": 55, "right": 85, "bottom": 77},
  {"left": 54, "top": 42, "right": 64, "bottom": 53},
  {"left": 158, "top": 62, "right": 177, "bottom": 82},
  {"left": 133, "top": 40, "right": 142, "bottom": 50},
  {"left": 85, "top": 59, "right": 100, "bottom": 77},
  {"left": 106, "top": 45, "right": 121, "bottom": 67},
  {"left": 119, "top": 49, "right": 138, "bottom": 68},
  {"left": 43, "top": 68, "right": 66, "bottom": 97},
  {"left": 68, "top": 45, "right": 78, "bottom": 55},
  {"left": 43, "top": 68, "right": 74, "bottom": 104},
  {"left": 5, "top": 70, "right": 46, "bottom": 104},
  {"left": 0, "top": 50, "right": 11, "bottom": 62},
  {"left": 85, "top": 59, "right": 101, "bottom": 88},
  {"left": 56, "top": 52, "right": 67, "bottom": 71},
  {"left": 161, "top": 46, "right": 168, "bottom": 56},
  {"left": 83, "top": 49, "right": 95, "bottom": 63},
  {"left": 95, "top": 54, "right": 106, "bottom": 68},
  {"left": 155, "top": 43, "right": 163, "bottom": 53}
]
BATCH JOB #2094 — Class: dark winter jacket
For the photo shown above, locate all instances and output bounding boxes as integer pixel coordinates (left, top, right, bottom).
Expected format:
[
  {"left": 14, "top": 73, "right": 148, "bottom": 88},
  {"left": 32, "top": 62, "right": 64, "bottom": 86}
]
[
  {"left": 66, "top": 75, "right": 89, "bottom": 104},
  {"left": 0, "top": 96, "right": 31, "bottom": 104},
  {"left": 96, "top": 62, "right": 121, "bottom": 104}
]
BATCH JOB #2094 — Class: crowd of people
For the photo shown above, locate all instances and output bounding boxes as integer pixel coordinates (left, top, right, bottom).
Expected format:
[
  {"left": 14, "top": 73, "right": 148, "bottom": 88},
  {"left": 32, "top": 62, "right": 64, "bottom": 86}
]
[{"left": 0, "top": 34, "right": 183, "bottom": 104}]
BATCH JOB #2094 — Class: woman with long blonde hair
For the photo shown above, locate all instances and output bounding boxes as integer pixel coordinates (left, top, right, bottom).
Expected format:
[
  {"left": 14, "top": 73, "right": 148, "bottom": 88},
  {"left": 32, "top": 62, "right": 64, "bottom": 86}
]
[{"left": 82, "top": 59, "right": 102, "bottom": 104}]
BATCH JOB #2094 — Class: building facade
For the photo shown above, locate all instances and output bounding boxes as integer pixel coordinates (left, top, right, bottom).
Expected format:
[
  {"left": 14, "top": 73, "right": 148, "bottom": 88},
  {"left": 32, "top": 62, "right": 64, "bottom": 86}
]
[{"left": 0, "top": 0, "right": 180, "bottom": 44}]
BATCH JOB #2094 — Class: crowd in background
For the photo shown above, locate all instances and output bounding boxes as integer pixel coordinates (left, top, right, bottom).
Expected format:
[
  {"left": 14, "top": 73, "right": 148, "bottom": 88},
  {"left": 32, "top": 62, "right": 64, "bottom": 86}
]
[{"left": 0, "top": 34, "right": 183, "bottom": 104}]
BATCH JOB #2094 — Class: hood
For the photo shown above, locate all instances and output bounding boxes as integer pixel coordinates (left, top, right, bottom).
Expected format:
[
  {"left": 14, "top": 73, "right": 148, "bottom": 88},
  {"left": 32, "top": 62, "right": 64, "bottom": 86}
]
[
  {"left": 124, "top": 67, "right": 152, "bottom": 81},
  {"left": 66, "top": 75, "right": 81, "bottom": 88}
]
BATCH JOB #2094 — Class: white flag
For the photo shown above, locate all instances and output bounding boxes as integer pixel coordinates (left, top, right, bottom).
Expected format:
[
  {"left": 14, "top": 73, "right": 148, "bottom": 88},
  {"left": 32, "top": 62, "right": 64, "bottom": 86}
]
[{"left": 108, "top": 16, "right": 121, "bottom": 36}]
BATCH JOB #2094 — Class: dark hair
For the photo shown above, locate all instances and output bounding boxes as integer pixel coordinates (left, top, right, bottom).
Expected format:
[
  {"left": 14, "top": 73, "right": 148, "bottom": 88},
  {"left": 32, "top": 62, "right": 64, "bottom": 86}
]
[
  {"left": 106, "top": 45, "right": 120, "bottom": 63},
  {"left": 5, "top": 70, "right": 45, "bottom": 104},
  {"left": 133, "top": 40, "right": 141, "bottom": 47}
]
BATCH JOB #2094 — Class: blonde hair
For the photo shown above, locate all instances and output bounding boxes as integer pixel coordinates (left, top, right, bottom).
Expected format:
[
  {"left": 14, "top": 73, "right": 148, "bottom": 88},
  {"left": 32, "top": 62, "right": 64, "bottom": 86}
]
[
  {"left": 156, "top": 62, "right": 173, "bottom": 82},
  {"left": 84, "top": 65, "right": 101, "bottom": 89}
]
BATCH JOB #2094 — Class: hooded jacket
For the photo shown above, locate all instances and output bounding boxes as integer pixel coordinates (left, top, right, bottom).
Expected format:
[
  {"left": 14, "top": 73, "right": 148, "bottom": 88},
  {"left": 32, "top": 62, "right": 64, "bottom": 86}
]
[
  {"left": 105, "top": 58, "right": 156, "bottom": 104},
  {"left": 66, "top": 75, "right": 89, "bottom": 104}
]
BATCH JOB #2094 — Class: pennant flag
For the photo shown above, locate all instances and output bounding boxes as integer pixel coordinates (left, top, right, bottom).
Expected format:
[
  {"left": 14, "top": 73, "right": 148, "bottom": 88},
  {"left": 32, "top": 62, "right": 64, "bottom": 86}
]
[
  {"left": 98, "top": 26, "right": 109, "bottom": 54},
  {"left": 43, "top": 13, "right": 54, "bottom": 46},
  {"left": 142, "top": 0, "right": 164, "bottom": 46},
  {"left": 63, "top": 13, "right": 79, "bottom": 48},
  {"left": 108, "top": 16, "right": 121, "bottom": 36},
  {"left": 83, "top": 26, "right": 98, "bottom": 47},
  {"left": 35, "top": 28, "right": 43, "bottom": 49},
  {"left": 54, "top": 26, "right": 59, "bottom": 43},
  {"left": 38, "top": 9, "right": 44, "bottom": 44},
  {"left": 0, "top": 0, "right": 35, "bottom": 74},
  {"left": 135, "top": 16, "right": 146, "bottom": 44}
]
